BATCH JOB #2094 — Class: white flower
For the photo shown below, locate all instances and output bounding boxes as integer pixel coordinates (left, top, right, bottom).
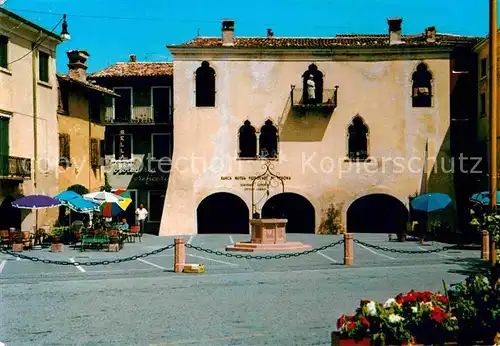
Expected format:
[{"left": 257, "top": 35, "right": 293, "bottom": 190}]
[
  {"left": 483, "top": 277, "right": 490, "bottom": 285},
  {"left": 424, "top": 302, "right": 433, "bottom": 309},
  {"left": 366, "top": 301, "right": 377, "bottom": 316},
  {"left": 388, "top": 314, "right": 403, "bottom": 323},
  {"left": 383, "top": 298, "right": 397, "bottom": 308},
  {"left": 411, "top": 306, "right": 418, "bottom": 313}
]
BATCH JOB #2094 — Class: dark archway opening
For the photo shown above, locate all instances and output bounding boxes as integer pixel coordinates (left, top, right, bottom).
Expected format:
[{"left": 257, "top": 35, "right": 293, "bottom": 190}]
[
  {"left": 0, "top": 196, "right": 21, "bottom": 230},
  {"left": 347, "top": 194, "right": 408, "bottom": 233},
  {"left": 262, "top": 193, "right": 315, "bottom": 233},
  {"left": 197, "top": 193, "right": 249, "bottom": 234}
]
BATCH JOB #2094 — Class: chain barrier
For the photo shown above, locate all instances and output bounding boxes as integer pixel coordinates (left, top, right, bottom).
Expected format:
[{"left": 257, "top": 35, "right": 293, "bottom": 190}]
[
  {"left": 0, "top": 244, "right": 175, "bottom": 266},
  {"left": 353, "top": 239, "right": 460, "bottom": 254},
  {"left": 185, "top": 239, "right": 345, "bottom": 259}
]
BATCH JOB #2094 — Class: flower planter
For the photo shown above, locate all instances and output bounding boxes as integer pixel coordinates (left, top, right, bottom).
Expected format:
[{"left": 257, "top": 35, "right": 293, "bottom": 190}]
[
  {"left": 12, "top": 243, "right": 24, "bottom": 252},
  {"left": 397, "top": 233, "right": 406, "bottom": 242},
  {"left": 50, "top": 243, "right": 64, "bottom": 252},
  {"left": 331, "top": 332, "right": 460, "bottom": 346},
  {"left": 52, "top": 236, "right": 61, "bottom": 244},
  {"left": 109, "top": 235, "right": 118, "bottom": 245}
]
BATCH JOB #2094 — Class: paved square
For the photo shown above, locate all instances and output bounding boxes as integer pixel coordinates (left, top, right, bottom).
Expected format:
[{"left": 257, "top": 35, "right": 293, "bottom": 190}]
[{"left": 0, "top": 234, "right": 483, "bottom": 345}]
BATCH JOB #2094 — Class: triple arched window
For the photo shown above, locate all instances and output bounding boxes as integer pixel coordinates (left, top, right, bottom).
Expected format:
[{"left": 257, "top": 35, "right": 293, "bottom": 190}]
[{"left": 238, "top": 120, "right": 278, "bottom": 159}]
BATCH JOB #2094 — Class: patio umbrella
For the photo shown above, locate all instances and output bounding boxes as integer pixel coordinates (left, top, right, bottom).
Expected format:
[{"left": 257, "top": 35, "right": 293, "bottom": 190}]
[
  {"left": 411, "top": 193, "right": 452, "bottom": 213},
  {"left": 470, "top": 191, "right": 500, "bottom": 206},
  {"left": 83, "top": 191, "right": 124, "bottom": 205},
  {"left": 67, "top": 198, "right": 100, "bottom": 213},
  {"left": 101, "top": 190, "right": 132, "bottom": 217},
  {"left": 54, "top": 190, "right": 80, "bottom": 203},
  {"left": 12, "top": 195, "right": 61, "bottom": 209}
]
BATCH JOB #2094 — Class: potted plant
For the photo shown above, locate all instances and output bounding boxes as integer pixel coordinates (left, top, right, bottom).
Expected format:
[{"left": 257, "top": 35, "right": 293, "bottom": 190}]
[{"left": 50, "top": 227, "right": 64, "bottom": 252}]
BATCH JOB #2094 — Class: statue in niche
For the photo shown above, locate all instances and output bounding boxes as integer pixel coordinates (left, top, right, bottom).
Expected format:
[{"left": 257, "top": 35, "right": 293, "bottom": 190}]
[{"left": 307, "top": 75, "right": 315, "bottom": 102}]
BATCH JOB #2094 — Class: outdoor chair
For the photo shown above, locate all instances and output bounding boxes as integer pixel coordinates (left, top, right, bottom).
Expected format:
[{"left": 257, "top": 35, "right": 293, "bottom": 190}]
[
  {"left": 81, "top": 231, "right": 109, "bottom": 251},
  {"left": 21, "top": 231, "right": 32, "bottom": 250},
  {"left": 0, "top": 230, "right": 10, "bottom": 247},
  {"left": 128, "top": 226, "right": 142, "bottom": 243}
]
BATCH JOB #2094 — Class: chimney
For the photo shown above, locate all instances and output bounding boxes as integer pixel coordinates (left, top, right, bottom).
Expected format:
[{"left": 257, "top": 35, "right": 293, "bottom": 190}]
[
  {"left": 67, "top": 50, "right": 89, "bottom": 82},
  {"left": 425, "top": 26, "right": 436, "bottom": 43},
  {"left": 267, "top": 28, "right": 274, "bottom": 38},
  {"left": 388, "top": 18, "right": 403, "bottom": 45},
  {"left": 222, "top": 19, "right": 235, "bottom": 46},
  {"left": 129, "top": 54, "right": 137, "bottom": 62}
]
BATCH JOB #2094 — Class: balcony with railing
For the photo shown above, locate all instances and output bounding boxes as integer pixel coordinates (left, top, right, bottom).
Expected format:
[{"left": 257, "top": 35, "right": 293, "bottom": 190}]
[
  {"left": 0, "top": 155, "right": 32, "bottom": 180},
  {"left": 105, "top": 106, "right": 172, "bottom": 125},
  {"left": 290, "top": 85, "right": 339, "bottom": 112}
]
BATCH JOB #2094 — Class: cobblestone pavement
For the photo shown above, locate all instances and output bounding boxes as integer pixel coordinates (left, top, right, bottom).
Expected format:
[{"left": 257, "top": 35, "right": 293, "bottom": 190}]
[{"left": 0, "top": 234, "right": 483, "bottom": 345}]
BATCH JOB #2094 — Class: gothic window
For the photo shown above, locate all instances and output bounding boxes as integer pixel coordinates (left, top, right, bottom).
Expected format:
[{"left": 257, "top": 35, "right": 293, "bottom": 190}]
[
  {"left": 195, "top": 61, "right": 216, "bottom": 107},
  {"left": 348, "top": 116, "right": 369, "bottom": 161},
  {"left": 259, "top": 120, "right": 278, "bottom": 158},
  {"left": 302, "top": 64, "right": 324, "bottom": 104},
  {"left": 412, "top": 63, "right": 433, "bottom": 107},
  {"left": 238, "top": 120, "right": 257, "bottom": 158}
]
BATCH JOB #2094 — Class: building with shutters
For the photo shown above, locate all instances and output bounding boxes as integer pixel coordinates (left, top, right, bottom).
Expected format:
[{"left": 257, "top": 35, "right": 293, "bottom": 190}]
[
  {"left": 159, "top": 18, "right": 480, "bottom": 236},
  {"left": 0, "top": 8, "right": 63, "bottom": 231},
  {"left": 88, "top": 56, "right": 173, "bottom": 234},
  {"left": 56, "top": 50, "right": 118, "bottom": 203}
]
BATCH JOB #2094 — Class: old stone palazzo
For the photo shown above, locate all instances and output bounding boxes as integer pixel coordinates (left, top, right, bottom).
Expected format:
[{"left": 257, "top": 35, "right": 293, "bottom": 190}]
[{"left": 160, "top": 18, "right": 479, "bottom": 236}]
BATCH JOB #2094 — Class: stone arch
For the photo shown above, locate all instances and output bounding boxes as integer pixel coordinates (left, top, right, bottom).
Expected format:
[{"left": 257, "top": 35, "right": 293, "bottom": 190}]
[
  {"left": 302, "top": 63, "right": 324, "bottom": 103},
  {"left": 347, "top": 115, "right": 369, "bottom": 160},
  {"left": 238, "top": 120, "right": 257, "bottom": 158},
  {"left": 259, "top": 119, "right": 278, "bottom": 158},
  {"left": 345, "top": 193, "right": 408, "bottom": 233},
  {"left": 0, "top": 195, "right": 21, "bottom": 230},
  {"left": 411, "top": 62, "right": 433, "bottom": 107},
  {"left": 195, "top": 61, "right": 216, "bottom": 107},
  {"left": 197, "top": 192, "right": 249, "bottom": 234},
  {"left": 262, "top": 192, "right": 315, "bottom": 233}
]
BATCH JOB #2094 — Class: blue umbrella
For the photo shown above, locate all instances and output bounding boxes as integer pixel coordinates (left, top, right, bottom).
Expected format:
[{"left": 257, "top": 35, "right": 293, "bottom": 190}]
[
  {"left": 66, "top": 198, "right": 99, "bottom": 213},
  {"left": 411, "top": 193, "right": 452, "bottom": 213},
  {"left": 54, "top": 190, "right": 81, "bottom": 203},
  {"left": 470, "top": 191, "right": 500, "bottom": 205},
  {"left": 12, "top": 195, "right": 61, "bottom": 209}
]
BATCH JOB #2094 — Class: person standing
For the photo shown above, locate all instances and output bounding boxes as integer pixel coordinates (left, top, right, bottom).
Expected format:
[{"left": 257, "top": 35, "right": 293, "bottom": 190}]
[{"left": 135, "top": 203, "right": 148, "bottom": 233}]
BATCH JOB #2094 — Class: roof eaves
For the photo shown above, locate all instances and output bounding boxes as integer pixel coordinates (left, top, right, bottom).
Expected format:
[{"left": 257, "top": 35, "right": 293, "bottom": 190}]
[
  {"left": 57, "top": 74, "right": 119, "bottom": 97},
  {"left": 0, "top": 8, "right": 62, "bottom": 42}
]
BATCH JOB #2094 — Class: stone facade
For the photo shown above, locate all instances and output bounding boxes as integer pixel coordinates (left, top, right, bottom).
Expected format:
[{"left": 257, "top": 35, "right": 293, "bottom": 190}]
[{"left": 160, "top": 19, "right": 479, "bottom": 236}]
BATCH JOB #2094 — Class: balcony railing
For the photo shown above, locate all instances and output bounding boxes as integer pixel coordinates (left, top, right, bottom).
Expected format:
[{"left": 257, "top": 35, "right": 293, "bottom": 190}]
[
  {"left": 105, "top": 106, "right": 172, "bottom": 124},
  {"left": 0, "top": 155, "right": 32, "bottom": 180},
  {"left": 290, "top": 86, "right": 339, "bottom": 111}
]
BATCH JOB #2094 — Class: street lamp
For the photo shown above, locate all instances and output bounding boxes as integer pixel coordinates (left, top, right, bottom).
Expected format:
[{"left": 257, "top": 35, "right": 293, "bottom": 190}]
[{"left": 60, "top": 14, "right": 70, "bottom": 41}]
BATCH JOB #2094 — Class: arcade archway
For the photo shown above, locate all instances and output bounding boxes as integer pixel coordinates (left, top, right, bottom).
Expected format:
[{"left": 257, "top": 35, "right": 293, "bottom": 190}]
[
  {"left": 197, "top": 193, "right": 249, "bottom": 234},
  {"left": 347, "top": 194, "right": 408, "bottom": 233},
  {"left": 0, "top": 195, "right": 21, "bottom": 230},
  {"left": 262, "top": 193, "right": 315, "bottom": 233}
]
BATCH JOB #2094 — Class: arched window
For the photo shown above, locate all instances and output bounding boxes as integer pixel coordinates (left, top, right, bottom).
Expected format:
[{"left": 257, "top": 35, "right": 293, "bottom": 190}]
[
  {"left": 302, "top": 64, "right": 324, "bottom": 104},
  {"left": 348, "top": 116, "right": 369, "bottom": 160},
  {"left": 238, "top": 120, "right": 257, "bottom": 158},
  {"left": 195, "top": 61, "right": 215, "bottom": 107},
  {"left": 412, "top": 63, "right": 433, "bottom": 107},
  {"left": 259, "top": 120, "right": 278, "bottom": 158}
]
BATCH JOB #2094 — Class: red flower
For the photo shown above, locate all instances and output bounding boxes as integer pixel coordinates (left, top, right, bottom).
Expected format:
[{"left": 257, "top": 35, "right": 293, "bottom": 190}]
[
  {"left": 430, "top": 306, "right": 448, "bottom": 323},
  {"left": 360, "top": 300, "right": 370, "bottom": 306},
  {"left": 347, "top": 321, "right": 356, "bottom": 331},
  {"left": 361, "top": 317, "right": 370, "bottom": 327},
  {"left": 435, "top": 295, "right": 449, "bottom": 304},
  {"left": 337, "top": 315, "right": 353, "bottom": 329}
]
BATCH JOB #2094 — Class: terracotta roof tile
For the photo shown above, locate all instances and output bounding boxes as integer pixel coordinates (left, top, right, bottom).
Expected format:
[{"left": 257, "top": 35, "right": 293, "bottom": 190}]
[
  {"left": 57, "top": 74, "right": 119, "bottom": 96},
  {"left": 88, "top": 62, "right": 173, "bottom": 78},
  {"left": 171, "top": 33, "right": 480, "bottom": 48}
]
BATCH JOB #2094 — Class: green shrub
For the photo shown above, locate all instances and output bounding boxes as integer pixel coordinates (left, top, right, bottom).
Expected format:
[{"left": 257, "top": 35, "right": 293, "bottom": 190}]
[{"left": 319, "top": 203, "right": 343, "bottom": 234}]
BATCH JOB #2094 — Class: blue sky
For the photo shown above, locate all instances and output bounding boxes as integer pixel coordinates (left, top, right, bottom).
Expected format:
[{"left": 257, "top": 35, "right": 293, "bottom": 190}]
[{"left": 2, "top": 0, "right": 491, "bottom": 74}]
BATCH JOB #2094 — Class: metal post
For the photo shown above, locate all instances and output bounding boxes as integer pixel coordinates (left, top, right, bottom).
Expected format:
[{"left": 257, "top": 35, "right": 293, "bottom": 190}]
[
  {"left": 490, "top": 0, "right": 498, "bottom": 211},
  {"left": 491, "top": 240, "right": 497, "bottom": 264},
  {"left": 174, "top": 238, "right": 185, "bottom": 273},
  {"left": 344, "top": 233, "right": 353, "bottom": 266},
  {"left": 482, "top": 230, "right": 490, "bottom": 260}
]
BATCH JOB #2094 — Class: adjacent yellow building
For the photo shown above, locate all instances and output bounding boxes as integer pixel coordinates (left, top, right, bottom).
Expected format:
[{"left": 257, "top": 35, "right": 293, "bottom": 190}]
[
  {"left": 160, "top": 18, "right": 480, "bottom": 236},
  {"left": 56, "top": 50, "right": 118, "bottom": 194}
]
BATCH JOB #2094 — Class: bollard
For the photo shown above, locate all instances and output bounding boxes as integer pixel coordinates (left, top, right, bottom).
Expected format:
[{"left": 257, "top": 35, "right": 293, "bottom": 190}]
[
  {"left": 482, "top": 230, "right": 490, "bottom": 260},
  {"left": 344, "top": 233, "right": 354, "bottom": 266},
  {"left": 174, "top": 238, "right": 186, "bottom": 273},
  {"left": 491, "top": 240, "right": 497, "bottom": 265}
]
